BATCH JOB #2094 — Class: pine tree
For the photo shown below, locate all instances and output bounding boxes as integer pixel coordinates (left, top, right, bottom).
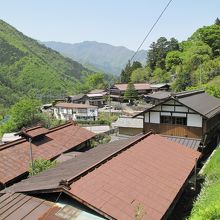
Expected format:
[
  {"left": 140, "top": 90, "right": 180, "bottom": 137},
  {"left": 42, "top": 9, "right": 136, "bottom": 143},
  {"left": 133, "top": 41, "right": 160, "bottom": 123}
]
[
  {"left": 124, "top": 82, "right": 138, "bottom": 104},
  {"left": 215, "top": 17, "right": 220, "bottom": 26}
]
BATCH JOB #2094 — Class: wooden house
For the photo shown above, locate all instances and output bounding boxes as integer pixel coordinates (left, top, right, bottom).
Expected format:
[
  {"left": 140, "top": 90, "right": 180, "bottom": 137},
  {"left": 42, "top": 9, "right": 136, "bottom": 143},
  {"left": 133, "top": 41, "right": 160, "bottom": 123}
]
[{"left": 138, "top": 90, "right": 220, "bottom": 144}]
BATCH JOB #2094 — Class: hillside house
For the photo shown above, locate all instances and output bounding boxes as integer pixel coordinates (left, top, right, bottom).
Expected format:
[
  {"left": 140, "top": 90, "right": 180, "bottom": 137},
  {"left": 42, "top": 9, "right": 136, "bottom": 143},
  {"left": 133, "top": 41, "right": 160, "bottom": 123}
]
[
  {"left": 87, "top": 89, "right": 107, "bottom": 107},
  {"left": 65, "top": 94, "right": 88, "bottom": 104},
  {"left": 110, "top": 83, "right": 170, "bottom": 101},
  {"left": 53, "top": 102, "right": 98, "bottom": 121},
  {"left": 138, "top": 90, "right": 220, "bottom": 144}
]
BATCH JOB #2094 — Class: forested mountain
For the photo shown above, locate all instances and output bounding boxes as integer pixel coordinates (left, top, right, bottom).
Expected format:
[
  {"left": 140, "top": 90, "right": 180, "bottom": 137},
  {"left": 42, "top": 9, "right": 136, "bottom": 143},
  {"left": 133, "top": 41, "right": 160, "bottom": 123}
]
[
  {"left": 0, "top": 20, "right": 92, "bottom": 107},
  {"left": 121, "top": 19, "right": 220, "bottom": 97},
  {"left": 43, "top": 41, "right": 147, "bottom": 75}
]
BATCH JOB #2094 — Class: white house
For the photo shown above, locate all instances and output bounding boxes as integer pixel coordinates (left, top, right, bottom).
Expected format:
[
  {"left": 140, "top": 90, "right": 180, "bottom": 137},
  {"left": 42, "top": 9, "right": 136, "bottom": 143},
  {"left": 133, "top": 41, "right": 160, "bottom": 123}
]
[{"left": 53, "top": 102, "right": 98, "bottom": 121}]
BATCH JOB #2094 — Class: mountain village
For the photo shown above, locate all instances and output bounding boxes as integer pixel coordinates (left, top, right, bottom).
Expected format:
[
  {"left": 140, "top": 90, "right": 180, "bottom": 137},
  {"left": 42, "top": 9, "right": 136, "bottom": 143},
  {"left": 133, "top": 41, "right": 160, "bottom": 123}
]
[{"left": 0, "top": 2, "right": 220, "bottom": 220}]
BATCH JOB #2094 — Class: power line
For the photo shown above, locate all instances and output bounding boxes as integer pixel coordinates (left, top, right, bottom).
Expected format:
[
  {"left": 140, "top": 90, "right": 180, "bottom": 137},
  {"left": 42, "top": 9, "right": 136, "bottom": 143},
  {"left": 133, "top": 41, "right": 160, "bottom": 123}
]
[{"left": 130, "top": 0, "right": 174, "bottom": 62}]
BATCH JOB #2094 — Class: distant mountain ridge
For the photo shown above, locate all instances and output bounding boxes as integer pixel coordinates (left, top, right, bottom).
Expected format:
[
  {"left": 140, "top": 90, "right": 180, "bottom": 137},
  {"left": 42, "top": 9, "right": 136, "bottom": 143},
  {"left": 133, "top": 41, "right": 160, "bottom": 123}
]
[
  {"left": 0, "top": 20, "right": 92, "bottom": 106},
  {"left": 43, "top": 41, "right": 147, "bottom": 75}
]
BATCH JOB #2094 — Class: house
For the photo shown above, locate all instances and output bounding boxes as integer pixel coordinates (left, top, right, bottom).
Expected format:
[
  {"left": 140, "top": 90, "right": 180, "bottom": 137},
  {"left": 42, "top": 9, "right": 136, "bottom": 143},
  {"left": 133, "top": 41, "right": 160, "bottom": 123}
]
[
  {"left": 87, "top": 89, "right": 107, "bottom": 107},
  {"left": 110, "top": 83, "right": 170, "bottom": 102},
  {"left": 137, "top": 90, "right": 220, "bottom": 144},
  {"left": 144, "top": 91, "right": 171, "bottom": 105},
  {"left": 150, "top": 83, "right": 171, "bottom": 91},
  {"left": 3, "top": 133, "right": 200, "bottom": 220},
  {"left": 65, "top": 93, "right": 89, "bottom": 104},
  {"left": 53, "top": 102, "right": 98, "bottom": 121},
  {"left": 0, "top": 121, "right": 95, "bottom": 189},
  {"left": 110, "top": 83, "right": 152, "bottom": 101},
  {"left": 112, "top": 116, "right": 143, "bottom": 136}
]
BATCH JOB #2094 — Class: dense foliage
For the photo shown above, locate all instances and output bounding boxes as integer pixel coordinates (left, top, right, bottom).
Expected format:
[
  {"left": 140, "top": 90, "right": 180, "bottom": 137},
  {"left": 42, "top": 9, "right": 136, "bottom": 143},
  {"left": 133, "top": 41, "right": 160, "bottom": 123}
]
[
  {"left": 0, "top": 19, "right": 93, "bottom": 107},
  {"left": 189, "top": 147, "right": 220, "bottom": 220},
  {"left": 0, "top": 98, "right": 63, "bottom": 136},
  {"left": 120, "top": 20, "right": 220, "bottom": 96},
  {"left": 29, "top": 158, "right": 57, "bottom": 176}
]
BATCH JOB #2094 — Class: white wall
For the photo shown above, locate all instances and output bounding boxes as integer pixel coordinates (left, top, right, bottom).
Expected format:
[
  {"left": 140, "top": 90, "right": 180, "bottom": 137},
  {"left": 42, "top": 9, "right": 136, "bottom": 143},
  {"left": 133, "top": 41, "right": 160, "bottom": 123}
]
[
  {"left": 144, "top": 113, "right": 149, "bottom": 122},
  {"left": 161, "top": 105, "right": 174, "bottom": 111},
  {"left": 187, "top": 114, "right": 203, "bottom": 127},
  {"left": 150, "top": 112, "right": 160, "bottom": 123}
]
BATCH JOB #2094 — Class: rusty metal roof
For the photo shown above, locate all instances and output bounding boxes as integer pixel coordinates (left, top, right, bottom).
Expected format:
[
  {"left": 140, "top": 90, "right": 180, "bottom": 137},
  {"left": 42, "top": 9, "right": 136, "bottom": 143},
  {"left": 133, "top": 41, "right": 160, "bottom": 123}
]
[
  {"left": 69, "top": 134, "right": 200, "bottom": 220},
  {"left": 0, "top": 193, "right": 62, "bottom": 220},
  {"left": 162, "top": 135, "right": 201, "bottom": 151},
  {"left": 2, "top": 135, "right": 146, "bottom": 193},
  {"left": 0, "top": 122, "right": 95, "bottom": 186}
]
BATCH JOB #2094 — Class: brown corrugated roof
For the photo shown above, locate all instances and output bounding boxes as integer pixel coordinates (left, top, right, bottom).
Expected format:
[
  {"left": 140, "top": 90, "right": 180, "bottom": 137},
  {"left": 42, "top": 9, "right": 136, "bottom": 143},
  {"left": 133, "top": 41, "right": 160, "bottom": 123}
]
[
  {"left": 0, "top": 193, "right": 63, "bottom": 220},
  {"left": 69, "top": 134, "right": 200, "bottom": 220},
  {"left": 19, "top": 126, "right": 48, "bottom": 139},
  {"left": 0, "top": 122, "right": 95, "bottom": 186},
  {"left": 3, "top": 135, "right": 145, "bottom": 193},
  {"left": 55, "top": 102, "right": 97, "bottom": 109}
]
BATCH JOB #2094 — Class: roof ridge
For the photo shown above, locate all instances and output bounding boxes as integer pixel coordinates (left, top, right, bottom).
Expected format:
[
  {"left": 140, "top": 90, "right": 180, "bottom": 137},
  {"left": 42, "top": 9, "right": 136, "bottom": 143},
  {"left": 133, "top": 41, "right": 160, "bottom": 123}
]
[
  {"left": 0, "top": 138, "right": 26, "bottom": 151},
  {"left": 24, "top": 125, "right": 43, "bottom": 132},
  {"left": 67, "top": 132, "right": 152, "bottom": 184},
  {"left": 47, "top": 121, "right": 76, "bottom": 133}
]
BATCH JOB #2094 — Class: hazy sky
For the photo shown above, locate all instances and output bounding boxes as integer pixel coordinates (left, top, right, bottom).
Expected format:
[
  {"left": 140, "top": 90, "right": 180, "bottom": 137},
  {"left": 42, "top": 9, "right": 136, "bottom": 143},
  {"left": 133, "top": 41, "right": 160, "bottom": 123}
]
[{"left": 0, "top": 0, "right": 219, "bottom": 50}]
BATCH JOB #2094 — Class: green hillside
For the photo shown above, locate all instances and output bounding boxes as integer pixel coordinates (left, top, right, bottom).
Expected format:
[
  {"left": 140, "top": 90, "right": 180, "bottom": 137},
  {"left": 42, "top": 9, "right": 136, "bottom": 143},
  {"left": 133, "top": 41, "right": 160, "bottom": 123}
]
[
  {"left": 0, "top": 20, "right": 92, "bottom": 107},
  {"left": 43, "top": 41, "right": 147, "bottom": 75},
  {"left": 122, "top": 20, "right": 220, "bottom": 97}
]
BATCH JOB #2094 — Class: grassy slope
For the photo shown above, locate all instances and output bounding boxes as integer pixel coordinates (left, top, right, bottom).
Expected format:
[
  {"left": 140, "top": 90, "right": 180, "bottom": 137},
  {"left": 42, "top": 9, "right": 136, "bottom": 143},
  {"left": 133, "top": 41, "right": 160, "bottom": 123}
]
[
  {"left": 189, "top": 147, "right": 220, "bottom": 220},
  {"left": 0, "top": 20, "right": 92, "bottom": 106}
]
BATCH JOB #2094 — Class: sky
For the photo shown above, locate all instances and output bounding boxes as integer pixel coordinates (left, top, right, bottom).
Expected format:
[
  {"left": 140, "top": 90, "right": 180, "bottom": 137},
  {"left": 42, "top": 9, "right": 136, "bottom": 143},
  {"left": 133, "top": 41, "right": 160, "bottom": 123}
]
[{"left": 0, "top": 0, "right": 219, "bottom": 50}]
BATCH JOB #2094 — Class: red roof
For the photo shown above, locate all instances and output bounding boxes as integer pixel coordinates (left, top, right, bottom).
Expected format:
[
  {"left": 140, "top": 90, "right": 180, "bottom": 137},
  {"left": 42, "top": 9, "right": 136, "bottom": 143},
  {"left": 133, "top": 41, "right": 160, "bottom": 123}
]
[
  {"left": 114, "top": 83, "right": 151, "bottom": 91},
  {"left": 0, "top": 122, "right": 95, "bottom": 185},
  {"left": 69, "top": 134, "right": 200, "bottom": 220}
]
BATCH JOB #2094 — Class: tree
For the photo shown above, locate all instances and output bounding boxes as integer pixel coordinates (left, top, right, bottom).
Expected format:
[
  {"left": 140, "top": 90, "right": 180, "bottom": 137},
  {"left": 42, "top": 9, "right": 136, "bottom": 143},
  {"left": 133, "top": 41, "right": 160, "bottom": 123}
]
[
  {"left": 10, "top": 98, "right": 42, "bottom": 129},
  {"left": 29, "top": 158, "right": 57, "bottom": 176},
  {"left": 124, "top": 82, "right": 138, "bottom": 104},
  {"left": 131, "top": 67, "right": 151, "bottom": 83},
  {"left": 215, "top": 17, "right": 220, "bottom": 26},
  {"left": 120, "top": 61, "right": 142, "bottom": 83},
  {"left": 147, "top": 37, "right": 179, "bottom": 70}
]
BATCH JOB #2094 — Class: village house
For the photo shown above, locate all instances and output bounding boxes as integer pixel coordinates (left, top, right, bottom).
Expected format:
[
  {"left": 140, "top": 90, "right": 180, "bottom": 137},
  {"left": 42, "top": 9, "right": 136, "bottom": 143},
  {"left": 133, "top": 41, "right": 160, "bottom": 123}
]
[
  {"left": 65, "top": 93, "right": 88, "bottom": 104},
  {"left": 137, "top": 90, "right": 220, "bottom": 145},
  {"left": 112, "top": 116, "right": 143, "bottom": 136},
  {"left": 2, "top": 132, "right": 200, "bottom": 220},
  {"left": 53, "top": 102, "right": 98, "bottom": 121},
  {"left": 110, "top": 83, "right": 170, "bottom": 102},
  {"left": 144, "top": 91, "right": 171, "bottom": 105},
  {"left": 0, "top": 121, "right": 95, "bottom": 189},
  {"left": 87, "top": 89, "right": 107, "bottom": 107}
]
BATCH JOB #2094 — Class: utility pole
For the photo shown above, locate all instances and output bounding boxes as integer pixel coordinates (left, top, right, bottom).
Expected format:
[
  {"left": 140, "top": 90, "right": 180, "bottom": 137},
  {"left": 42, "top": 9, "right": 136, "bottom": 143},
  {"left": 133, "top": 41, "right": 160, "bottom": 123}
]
[{"left": 29, "top": 138, "right": 34, "bottom": 176}]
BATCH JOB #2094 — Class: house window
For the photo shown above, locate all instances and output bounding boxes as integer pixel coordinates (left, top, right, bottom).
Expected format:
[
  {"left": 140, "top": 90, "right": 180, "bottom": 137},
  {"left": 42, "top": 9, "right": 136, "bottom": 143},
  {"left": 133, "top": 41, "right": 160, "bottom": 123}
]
[
  {"left": 160, "top": 116, "right": 172, "bottom": 124},
  {"left": 173, "top": 117, "right": 187, "bottom": 125},
  {"left": 160, "top": 116, "right": 186, "bottom": 125},
  {"left": 78, "top": 108, "right": 87, "bottom": 113}
]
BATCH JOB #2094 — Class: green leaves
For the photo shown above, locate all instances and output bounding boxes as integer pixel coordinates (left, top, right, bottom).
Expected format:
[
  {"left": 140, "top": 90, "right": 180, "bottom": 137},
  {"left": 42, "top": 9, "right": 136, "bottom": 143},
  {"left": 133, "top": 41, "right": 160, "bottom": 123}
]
[
  {"left": 29, "top": 158, "right": 57, "bottom": 176},
  {"left": 124, "top": 82, "right": 138, "bottom": 103}
]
